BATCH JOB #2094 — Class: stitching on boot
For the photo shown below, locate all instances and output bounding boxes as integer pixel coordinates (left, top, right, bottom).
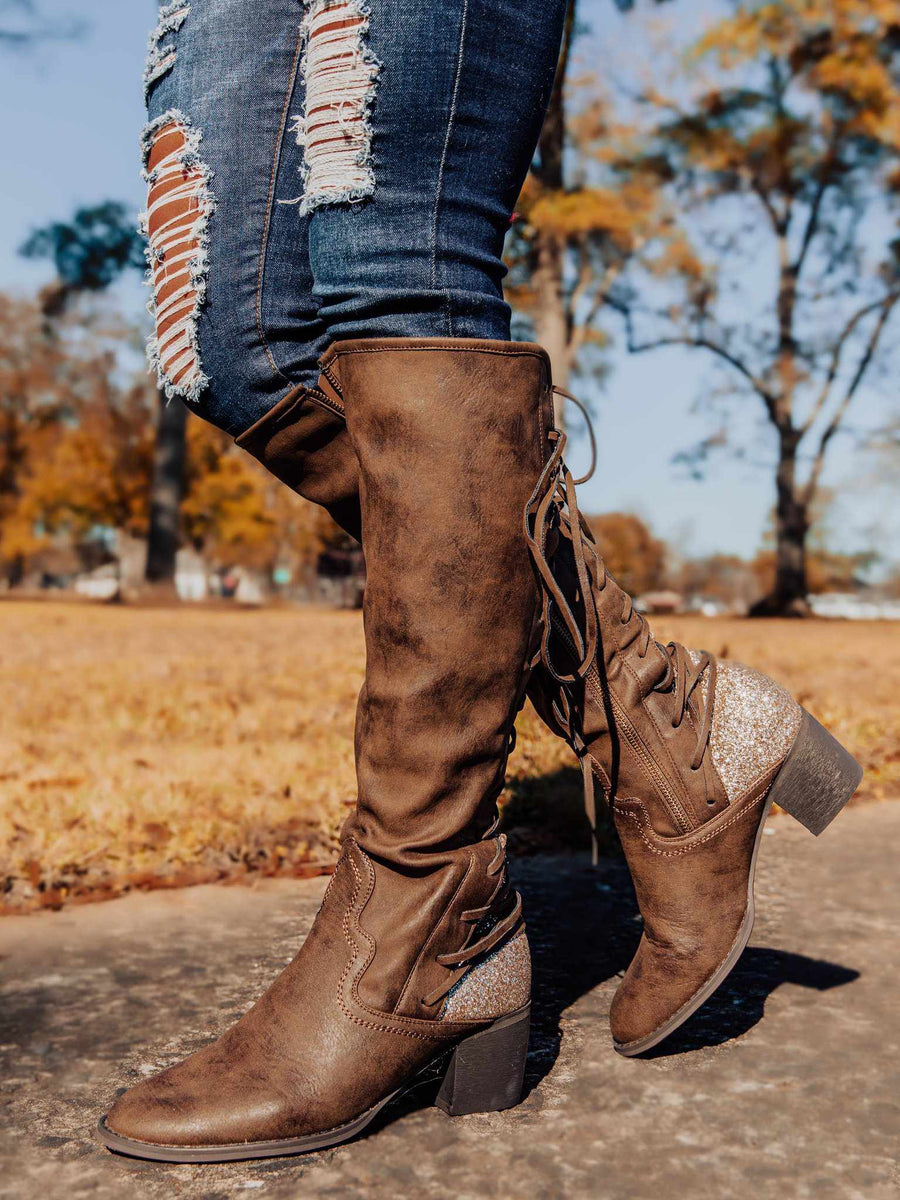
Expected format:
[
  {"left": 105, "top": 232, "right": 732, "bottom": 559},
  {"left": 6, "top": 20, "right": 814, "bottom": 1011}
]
[
  {"left": 337, "top": 848, "right": 441, "bottom": 1041},
  {"left": 392, "top": 850, "right": 476, "bottom": 1016},
  {"left": 337, "top": 844, "right": 482, "bottom": 1039},
  {"left": 140, "top": 108, "right": 215, "bottom": 403},
  {"left": 324, "top": 346, "right": 550, "bottom": 362},
  {"left": 143, "top": 1, "right": 189, "bottom": 99},
  {"left": 286, "top": 0, "right": 380, "bottom": 216},
  {"left": 617, "top": 778, "right": 775, "bottom": 858}
]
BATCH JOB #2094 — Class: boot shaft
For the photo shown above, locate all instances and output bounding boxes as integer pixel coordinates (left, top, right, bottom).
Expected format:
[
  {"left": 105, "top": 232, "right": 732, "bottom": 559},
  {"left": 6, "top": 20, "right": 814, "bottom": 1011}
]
[
  {"left": 325, "top": 338, "right": 555, "bottom": 864},
  {"left": 320, "top": 338, "right": 554, "bottom": 1016}
]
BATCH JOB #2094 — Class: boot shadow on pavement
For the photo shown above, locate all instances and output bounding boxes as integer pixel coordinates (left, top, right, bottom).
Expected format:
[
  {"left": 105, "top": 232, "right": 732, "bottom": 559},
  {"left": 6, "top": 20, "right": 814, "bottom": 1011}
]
[
  {"left": 633, "top": 948, "right": 860, "bottom": 1059},
  {"left": 502, "top": 767, "right": 860, "bottom": 1082}
]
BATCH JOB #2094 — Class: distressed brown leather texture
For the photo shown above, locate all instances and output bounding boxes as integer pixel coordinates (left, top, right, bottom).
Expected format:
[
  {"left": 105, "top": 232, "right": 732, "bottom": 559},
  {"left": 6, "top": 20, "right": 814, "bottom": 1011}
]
[
  {"left": 105, "top": 340, "right": 552, "bottom": 1148},
  {"left": 528, "top": 525, "right": 796, "bottom": 1047},
  {"left": 231, "top": 345, "right": 767, "bottom": 1054},
  {"left": 236, "top": 354, "right": 731, "bottom": 839},
  {"left": 528, "top": 524, "right": 730, "bottom": 836},
  {"left": 106, "top": 842, "right": 491, "bottom": 1146},
  {"left": 328, "top": 339, "right": 553, "bottom": 1016},
  {"left": 233, "top": 342, "right": 811, "bottom": 1056},
  {"left": 609, "top": 769, "right": 777, "bottom": 1047},
  {"left": 235, "top": 379, "right": 361, "bottom": 540}
]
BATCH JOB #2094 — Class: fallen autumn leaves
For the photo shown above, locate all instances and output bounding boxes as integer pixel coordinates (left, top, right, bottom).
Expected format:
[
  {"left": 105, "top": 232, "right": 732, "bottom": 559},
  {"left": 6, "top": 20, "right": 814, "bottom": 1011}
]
[{"left": 1, "top": 602, "right": 895, "bottom": 913}]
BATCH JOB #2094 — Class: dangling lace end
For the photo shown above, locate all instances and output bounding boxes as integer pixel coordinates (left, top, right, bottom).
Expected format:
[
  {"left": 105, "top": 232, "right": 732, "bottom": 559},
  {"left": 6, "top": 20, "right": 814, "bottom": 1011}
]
[
  {"left": 552, "top": 386, "right": 597, "bottom": 486},
  {"left": 580, "top": 754, "right": 600, "bottom": 868}
]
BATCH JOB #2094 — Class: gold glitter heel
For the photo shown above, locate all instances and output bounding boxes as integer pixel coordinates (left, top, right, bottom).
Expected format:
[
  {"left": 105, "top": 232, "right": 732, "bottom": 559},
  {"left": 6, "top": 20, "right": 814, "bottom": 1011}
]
[
  {"left": 769, "top": 709, "right": 863, "bottom": 836},
  {"left": 435, "top": 1004, "right": 530, "bottom": 1116}
]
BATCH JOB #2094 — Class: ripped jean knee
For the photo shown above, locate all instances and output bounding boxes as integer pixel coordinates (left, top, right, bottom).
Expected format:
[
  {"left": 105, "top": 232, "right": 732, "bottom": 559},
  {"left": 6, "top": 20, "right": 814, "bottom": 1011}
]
[
  {"left": 138, "top": 0, "right": 569, "bottom": 429},
  {"left": 140, "top": 0, "right": 329, "bottom": 436},
  {"left": 291, "top": 0, "right": 380, "bottom": 216},
  {"left": 141, "top": 110, "right": 214, "bottom": 404}
]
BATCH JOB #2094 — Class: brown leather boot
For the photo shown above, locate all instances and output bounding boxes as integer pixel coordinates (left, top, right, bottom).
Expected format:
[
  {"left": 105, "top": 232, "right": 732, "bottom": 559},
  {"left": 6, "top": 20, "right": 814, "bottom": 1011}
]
[
  {"left": 235, "top": 375, "right": 362, "bottom": 540},
  {"left": 235, "top": 349, "right": 863, "bottom": 1060},
  {"left": 527, "top": 513, "right": 863, "bottom": 1055},
  {"left": 98, "top": 341, "right": 555, "bottom": 1161}
]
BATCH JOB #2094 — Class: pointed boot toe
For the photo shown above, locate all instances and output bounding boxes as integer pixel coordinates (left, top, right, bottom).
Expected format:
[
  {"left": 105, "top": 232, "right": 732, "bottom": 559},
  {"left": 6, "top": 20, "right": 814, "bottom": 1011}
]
[
  {"left": 99, "top": 341, "right": 556, "bottom": 1162},
  {"left": 525, "top": 488, "right": 862, "bottom": 1055},
  {"left": 100, "top": 1041, "right": 296, "bottom": 1156},
  {"left": 608, "top": 891, "right": 750, "bottom": 1054}
]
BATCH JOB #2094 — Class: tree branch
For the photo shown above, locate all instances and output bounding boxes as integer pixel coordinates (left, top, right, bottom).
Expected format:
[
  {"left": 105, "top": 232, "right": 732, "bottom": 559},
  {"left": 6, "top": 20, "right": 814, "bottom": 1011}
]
[
  {"left": 609, "top": 297, "right": 779, "bottom": 421},
  {"left": 568, "top": 254, "right": 630, "bottom": 363},
  {"left": 566, "top": 250, "right": 595, "bottom": 341},
  {"left": 748, "top": 177, "right": 784, "bottom": 235},
  {"left": 800, "top": 296, "right": 892, "bottom": 435},
  {"left": 802, "top": 292, "right": 899, "bottom": 507},
  {"left": 792, "top": 170, "right": 830, "bottom": 280}
]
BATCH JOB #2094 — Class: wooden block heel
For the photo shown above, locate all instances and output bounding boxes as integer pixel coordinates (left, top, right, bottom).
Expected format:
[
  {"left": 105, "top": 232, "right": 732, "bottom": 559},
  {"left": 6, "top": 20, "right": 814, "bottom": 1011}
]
[
  {"left": 435, "top": 1004, "right": 530, "bottom": 1116},
  {"left": 769, "top": 709, "right": 863, "bottom": 836}
]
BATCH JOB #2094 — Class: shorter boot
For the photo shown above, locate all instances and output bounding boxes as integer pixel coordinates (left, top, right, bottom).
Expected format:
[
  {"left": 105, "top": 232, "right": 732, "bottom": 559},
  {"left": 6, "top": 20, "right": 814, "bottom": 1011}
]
[{"left": 528, "top": 513, "right": 863, "bottom": 1056}]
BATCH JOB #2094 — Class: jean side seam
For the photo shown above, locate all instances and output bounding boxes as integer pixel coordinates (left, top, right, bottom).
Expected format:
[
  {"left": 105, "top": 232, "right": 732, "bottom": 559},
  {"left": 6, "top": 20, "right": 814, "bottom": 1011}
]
[
  {"left": 429, "top": 0, "right": 469, "bottom": 338},
  {"left": 255, "top": 27, "right": 307, "bottom": 385}
]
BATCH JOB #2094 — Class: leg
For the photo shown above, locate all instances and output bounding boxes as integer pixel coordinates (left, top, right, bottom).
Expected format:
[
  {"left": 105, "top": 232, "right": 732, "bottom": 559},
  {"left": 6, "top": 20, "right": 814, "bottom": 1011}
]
[
  {"left": 304, "top": 0, "right": 568, "bottom": 341},
  {"left": 237, "top": 0, "right": 568, "bottom": 532},
  {"left": 100, "top": 0, "right": 568, "bottom": 1161},
  {"left": 141, "top": 0, "right": 328, "bottom": 436},
  {"left": 233, "top": 0, "right": 866, "bottom": 1068}
]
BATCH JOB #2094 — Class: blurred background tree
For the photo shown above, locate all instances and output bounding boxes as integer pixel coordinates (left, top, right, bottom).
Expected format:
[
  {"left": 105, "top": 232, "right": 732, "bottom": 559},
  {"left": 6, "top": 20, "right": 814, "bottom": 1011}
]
[
  {"left": 0, "top": 0, "right": 82, "bottom": 48},
  {"left": 2, "top": 0, "right": 899, "bottom": 611},
  {"left": 20, "top": 202, "right": 145, "bottom": 318},
  {"left": 585, "top": 510, "right": 668, "bottom": 595},
  {"left": 603, "top": 0, "right": 900, "bottom": 614},
  {"left": 508, "top": 0, "right": 658, "bottom": 423},
  {"left": 0, "top": 293, "right": 335, "bottom": 589},
  {"left": 507, "top": 0, "right": 693, "bottom": 428},
  {"left": 0, "top": 295, "right": 120, "bottom": 582},
  {"left": 19, "top": 202, "right": 194, "bottom": 593}
]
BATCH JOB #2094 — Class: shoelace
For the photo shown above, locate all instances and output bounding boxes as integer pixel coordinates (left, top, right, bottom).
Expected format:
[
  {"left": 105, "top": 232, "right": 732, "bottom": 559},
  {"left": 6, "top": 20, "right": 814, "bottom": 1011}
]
[
  {"left": 593, "top": 554, "right": 718, "bottom": 770},
  {"left": 665, "top": 641, "right": 717, "bottom": 772},
  {"left": 523, "top": 387, "right": 599, "bottom": 685},
  {"left": 525, "top": 386, "right": 719, "bottom": 856}
]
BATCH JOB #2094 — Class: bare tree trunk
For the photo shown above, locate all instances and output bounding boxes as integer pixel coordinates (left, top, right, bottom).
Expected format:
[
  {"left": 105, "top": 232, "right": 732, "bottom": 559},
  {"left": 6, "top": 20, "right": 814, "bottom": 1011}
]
[
  {"left": 0, "top": 410, "right": 26, "bottom": 587},
  {"left": 751, "top": 430, "right": 811, "bottom": 617},
  {"left": 144, "top": 390, "right": 187, "bottom": 593}
]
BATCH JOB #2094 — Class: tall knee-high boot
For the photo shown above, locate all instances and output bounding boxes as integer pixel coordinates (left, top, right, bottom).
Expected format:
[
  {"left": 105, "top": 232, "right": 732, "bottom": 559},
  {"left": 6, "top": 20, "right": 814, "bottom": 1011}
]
[{"left": 99, "top": 340, "right": 555, "bottom": 1161}]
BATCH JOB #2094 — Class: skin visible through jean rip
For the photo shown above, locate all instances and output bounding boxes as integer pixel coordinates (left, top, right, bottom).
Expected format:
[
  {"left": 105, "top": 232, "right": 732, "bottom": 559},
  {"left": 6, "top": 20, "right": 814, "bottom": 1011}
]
[
  {"left": 141, "top": 110, "right": 215, "bottom": 402},
  {"left": 290, "top": 0, "right": 380, "bottom": 215},
  {"left": 143, "top": 1, "right": 189, "bottom": 99}
]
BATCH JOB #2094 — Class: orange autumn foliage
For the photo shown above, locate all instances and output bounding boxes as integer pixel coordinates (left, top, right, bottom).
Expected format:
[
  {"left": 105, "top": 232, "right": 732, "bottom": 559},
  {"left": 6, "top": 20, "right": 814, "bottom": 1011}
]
[{"left": 0, "top": 294, "right": 337, "bottom": 578}]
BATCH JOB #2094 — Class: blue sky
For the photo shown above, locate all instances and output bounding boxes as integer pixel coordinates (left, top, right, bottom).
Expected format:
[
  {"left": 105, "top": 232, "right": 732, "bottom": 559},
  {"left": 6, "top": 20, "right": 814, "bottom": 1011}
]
[{"left": 1, "top": 0, "right": 896, "bottom": 565}]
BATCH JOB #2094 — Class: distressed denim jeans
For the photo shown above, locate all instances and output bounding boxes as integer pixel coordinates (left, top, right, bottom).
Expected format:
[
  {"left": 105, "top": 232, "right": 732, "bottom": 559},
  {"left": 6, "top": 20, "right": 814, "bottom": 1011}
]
[{"left": 142, "top": 0, "right": 568, "bottom": 436}]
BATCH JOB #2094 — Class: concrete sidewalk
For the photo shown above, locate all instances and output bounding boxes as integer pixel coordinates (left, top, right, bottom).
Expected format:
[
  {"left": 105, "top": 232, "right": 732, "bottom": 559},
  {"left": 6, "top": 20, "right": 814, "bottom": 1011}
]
[{"left": 1, "top": 803, "right": 897, "bottom": 1200}]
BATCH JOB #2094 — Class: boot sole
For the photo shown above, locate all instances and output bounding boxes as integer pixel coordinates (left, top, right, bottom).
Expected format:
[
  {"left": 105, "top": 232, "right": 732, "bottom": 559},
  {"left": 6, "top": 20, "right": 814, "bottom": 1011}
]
[
  {"left": 614, "top": 709, "right": 862, "bottom": 1057},
  {"left": 97, "top": 1004, "right": 530, "bottom": 1163}
]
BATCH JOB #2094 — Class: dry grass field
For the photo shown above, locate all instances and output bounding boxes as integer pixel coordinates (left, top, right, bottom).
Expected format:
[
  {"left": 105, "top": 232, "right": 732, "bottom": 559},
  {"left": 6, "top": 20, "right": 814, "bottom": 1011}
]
[{"left": 1, "top": 601, "right": 896, "bottom": 913}]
